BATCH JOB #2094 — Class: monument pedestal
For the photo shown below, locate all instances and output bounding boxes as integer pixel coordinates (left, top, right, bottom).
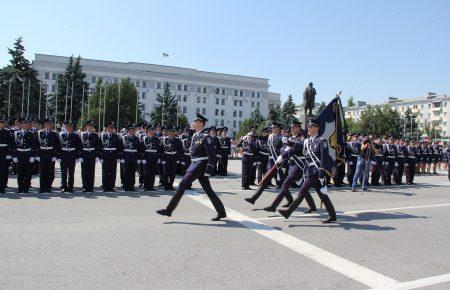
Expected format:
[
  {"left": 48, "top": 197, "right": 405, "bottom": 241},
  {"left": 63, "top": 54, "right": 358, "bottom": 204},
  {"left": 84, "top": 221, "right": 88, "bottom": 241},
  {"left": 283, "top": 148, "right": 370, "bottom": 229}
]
[{"left": 299, "top": 114, "right": 314, "bottom": 127}]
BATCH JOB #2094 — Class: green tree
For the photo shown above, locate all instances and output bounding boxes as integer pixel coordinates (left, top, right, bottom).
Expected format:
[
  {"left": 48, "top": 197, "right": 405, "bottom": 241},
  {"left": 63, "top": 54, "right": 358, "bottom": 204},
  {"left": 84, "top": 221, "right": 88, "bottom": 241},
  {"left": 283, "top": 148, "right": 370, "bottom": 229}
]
[
  {"left": 0, "top": 37, "right": 43, "bottom": 118},
  {"left": 87, "top": 78, "right": 141, "bottom": 129},
  {"left": 347, "top": 96, "right": 356, "bottom": 107},
  {"left": 314, "top": 101, "right": 327, "bottom": 115},
  {"left": 150, "top": 82, "right": 179, "bottom": 127},
  {"left": 403, "top": 107, "right": 419, "bottom": 139},
  {"left": 268, "top": 104, "right": 281, "bottom": 123},
  {"left": 345, "top": 118, "right": 361, "bottom": 133},
  {"left": 280, "top": 94, "right": 297, "bottom": 126},
  {"left": 250, "top": 107, "right": 265, "bottom": 125},
  {"left": 358, "top": 104, "right": 402, "bottom": 137}
]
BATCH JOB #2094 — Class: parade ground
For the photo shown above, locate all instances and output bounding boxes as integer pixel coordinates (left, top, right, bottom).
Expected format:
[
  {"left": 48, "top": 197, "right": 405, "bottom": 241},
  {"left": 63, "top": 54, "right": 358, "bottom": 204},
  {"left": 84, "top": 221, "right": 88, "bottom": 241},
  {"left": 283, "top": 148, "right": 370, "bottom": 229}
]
[{"left": 1, "top": 160, "right": 449, "bottom": 290}]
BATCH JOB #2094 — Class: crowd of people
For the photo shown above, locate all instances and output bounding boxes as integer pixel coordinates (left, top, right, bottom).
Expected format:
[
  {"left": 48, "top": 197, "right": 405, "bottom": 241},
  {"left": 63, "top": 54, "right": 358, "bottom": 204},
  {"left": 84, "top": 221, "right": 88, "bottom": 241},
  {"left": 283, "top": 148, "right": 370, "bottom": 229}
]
[{"left": 0, "top": 115, "right": 231, "bottom": 194}]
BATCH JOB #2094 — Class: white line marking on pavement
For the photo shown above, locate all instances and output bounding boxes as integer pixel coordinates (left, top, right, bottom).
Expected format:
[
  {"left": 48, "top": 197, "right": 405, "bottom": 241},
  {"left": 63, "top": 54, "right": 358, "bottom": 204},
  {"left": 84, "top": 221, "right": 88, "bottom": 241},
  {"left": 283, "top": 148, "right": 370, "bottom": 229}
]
[
  {"left": 187, "top": 192, "right": 398, "bottom": 288},
  {"left": 371, "top": 272, "right": 450, "bottom": 290},
  {"left": 256, "top": 203, "right": 450, "bottom": 221}
]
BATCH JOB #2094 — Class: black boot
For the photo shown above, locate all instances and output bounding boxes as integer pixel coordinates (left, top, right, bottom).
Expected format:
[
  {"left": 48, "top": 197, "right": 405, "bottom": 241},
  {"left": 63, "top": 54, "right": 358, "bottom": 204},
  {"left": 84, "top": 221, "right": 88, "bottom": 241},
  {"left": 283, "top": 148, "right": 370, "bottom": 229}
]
[
  {"left": 156, "top": 209, "right": 172, "bottom": 217},
  {"left": 263, "top": 205, "right": 276, "bottom": 212},
  {"left": 211, "top": 212, "right": 227, "bottom": 221},
  {"left": 322, "top": 216, "right": 337, "bottom": 223},
  {"left": 244, "top": 197, "right": 256, "bottom": 204},
  {"left": 278, "top": 196, "right": 304, "bottom": 219}
]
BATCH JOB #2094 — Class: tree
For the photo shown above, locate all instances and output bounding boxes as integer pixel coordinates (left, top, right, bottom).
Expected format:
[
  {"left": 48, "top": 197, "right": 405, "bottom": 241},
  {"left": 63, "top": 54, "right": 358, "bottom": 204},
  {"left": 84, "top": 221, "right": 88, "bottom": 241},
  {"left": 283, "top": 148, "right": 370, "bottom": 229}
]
[
  {"left": 403, "top": 107, "right": 419, "bottom": 139},
  {"left": 314, "top": 101, "right": 327, "bottom": 115},
  {"left": 0, "top": 37, "right": 42, "bottom": 118},
  {"left": 236, "top": 108, "right": 266, "bottom": 139},
  {"left": 250, "top": 107, "right": 265, "bottom": 125},
  {"left": 347, "top": 96, "right": 356, "bottom": 107},
  {"left": 268, "top": 104, "right": 281, "bottom": 123},
  {"left": 345, "top": 118, "right": 361, "bottom": 133},
  {"left": 52, "top": 55, "right": 89, "bottom": 123},
  {"left": 150, "top": 82, "right": 179, "bottom": 127},
  {"left": 87, "top": 78, "right": 141, "bottom": 129},
  {"left": 358, "top": 104, "right": 403, "bottom": 137},
  {"left": 280, "top": 94, "right": 297, "bottom": 126}
]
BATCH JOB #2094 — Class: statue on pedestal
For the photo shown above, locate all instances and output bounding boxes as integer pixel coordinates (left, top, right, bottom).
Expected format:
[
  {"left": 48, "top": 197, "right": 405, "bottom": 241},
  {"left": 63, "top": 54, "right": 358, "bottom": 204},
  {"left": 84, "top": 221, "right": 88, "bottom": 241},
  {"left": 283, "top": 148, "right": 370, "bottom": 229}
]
[{"left": 303, "top": 82, "right": 316, "bottom": 116}]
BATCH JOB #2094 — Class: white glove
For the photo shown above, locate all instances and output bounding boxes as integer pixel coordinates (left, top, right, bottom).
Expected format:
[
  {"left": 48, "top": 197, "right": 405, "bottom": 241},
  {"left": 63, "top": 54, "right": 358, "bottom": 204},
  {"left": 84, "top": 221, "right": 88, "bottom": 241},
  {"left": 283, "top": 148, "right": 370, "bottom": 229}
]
[
  {"left": 176, "top": 160, "right": 180, "bottom": 164},
  {"left": 349, "top": 161, "right": 353, "bottom": 165},
  {"left": 276, "top": 155, "right": 283, "bottom": 164},
  {"left": 99, "top": 159, "right": 103, "bottom": 164},
  {"left": 78, "top": 158, "right": 83, "bottom": 163},
  {"left": 141, "top": 160, "right": 147, "bottom": 164},
  {"left": 6, "top": 155, "right": 12, "bottom": 160},
  {"left": 252, "top": 162, "right": 256, "bottom": 166},
  {"left": 157, "top": 159, "right": 161, "bottom": 164},
  {"left": 137, "top": 159, "right": 141, "bottom": 164},
  {"left": 395, "top": 162, "right": 399, "bottom": 167},
  {"left": 35, "top": 157, "right": 40, "bottom": 162},
  {"left": 29, "top": 157, "right": 35, "bottom": 163},
  {"left": 120, "top": 159, "right": 125, "bottom": 163},
  {"left": 12, "top": 157, "right": 18, "bottom": 163},
  {"left": 282, "top": 137, "right": 288, "bottom": 144},
  {"left": 320, "top": 184, "right": 328, "bottom": 195},
  {"left": 57, "top": 159, "right": 61, "bottom": 163},
  {"left": 181, "top": 162, "right": 185, "bottom": 165},
  {"left": 371, "top": 161, "right": 376, "bottom": 165},
  {"left": 52, "top": 157, "right": 57, "bottom": 162},
  {"left": 204, "top": 173, "right": 210, "bottom": 177},
  {"left": 95, "top": 157, "right": 99, "bottom": 163}
]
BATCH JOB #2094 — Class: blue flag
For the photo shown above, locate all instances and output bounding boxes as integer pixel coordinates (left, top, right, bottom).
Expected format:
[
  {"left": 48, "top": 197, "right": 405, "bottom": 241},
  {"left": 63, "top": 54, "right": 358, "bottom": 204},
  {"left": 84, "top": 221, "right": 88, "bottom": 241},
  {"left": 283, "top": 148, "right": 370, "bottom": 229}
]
[{"left": 315, "top": 97, "right": 348, "bottom": 167}]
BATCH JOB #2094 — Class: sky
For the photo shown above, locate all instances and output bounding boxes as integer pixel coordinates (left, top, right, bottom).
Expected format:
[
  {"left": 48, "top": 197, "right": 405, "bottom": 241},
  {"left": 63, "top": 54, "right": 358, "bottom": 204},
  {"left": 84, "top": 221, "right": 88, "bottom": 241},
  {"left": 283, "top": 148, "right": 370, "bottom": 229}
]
[{"left": 1, "top": 0, "right": 449, "bottom": 105}]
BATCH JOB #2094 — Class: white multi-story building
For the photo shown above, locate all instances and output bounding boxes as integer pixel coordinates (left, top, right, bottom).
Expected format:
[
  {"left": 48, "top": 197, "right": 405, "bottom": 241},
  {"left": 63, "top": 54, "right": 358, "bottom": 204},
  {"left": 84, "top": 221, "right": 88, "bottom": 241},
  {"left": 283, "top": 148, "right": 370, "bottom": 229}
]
[
  {"left": 33, "top": 54, "right": 280, "bottom": 137},
  {"left": 344, "top": 93, "right": 450, "bottom": 137}
]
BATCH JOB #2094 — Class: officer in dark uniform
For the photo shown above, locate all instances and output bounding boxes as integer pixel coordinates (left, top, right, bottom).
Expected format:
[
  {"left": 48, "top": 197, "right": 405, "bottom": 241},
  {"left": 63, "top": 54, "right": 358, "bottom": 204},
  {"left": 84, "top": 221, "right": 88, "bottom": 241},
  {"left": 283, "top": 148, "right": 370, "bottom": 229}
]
[
  {"left": 267, "top": 122, "right": 284, "bottom": 188},
  {"left": 209, "top": 126, "right": 221, "bottom": 176},
  {"left": 278, "top": 119, "right": 336, "bottom": 223},
  {"left": 414, "top": 141, "right": 422, "bottom": 174},
  {"left": 59, "top": 120, "right": 81, "bottom": 193},
  {"left": 180, "top": 125, "right": 192, "bottom": 176},
  {"left": 345, "top": 134, "right": 360, "bottom": 186},
  {"left": 36, "top": 118, "right": 60, "bottom": 193},
  {"left": 218, "top": 127, "right": 231, "bottom": 176},
  {"left": 446, "top": 143, "right": 450, "bottom": 181},
  {"left": 157, "top": 113, "right": 227, "bottom": 221},
  {"left": 119, "top": 122, "right": 129, "bottom": 189},
  {"left": 30, "top": 117, "right": 40, "bottom": 176},
  {"left": 256, "top": 127, "right": 270, "bottom": 184},
  {"left": 0, "top": 116, "right": 13, "bottom": 193},
  {"left": 238, "top": 132, "right": 257, "bottom": 190},
  {"left": 157, "top": 125, "right": 166, "bottom": 187},
  {"left": 263, "top": 120, "right": 317, "bottom": 212},
  {"left": 393, "top": 139, "right": 406, "bottom": 184},
  {"left": 382, "top": 137, "right": 397, "bottom": 185},
  {"left": 249, "top": 124, "right": 258, "bottom": 184},
  {"left": 137, "top": 121, "right": 148, "bottom": 187},
  {"left": 80, "top": 120, "right": 100, "bottom": 192},
  {"left": 140, "top": 124, "right": 161, "bottom": 191},
  {"left": 121, "top": 123, "right": 140, "bottom": 191},
  {"left": 12, "top": 118, "right": 37, "bottom": 193},
  {"left": 404, "top": 140, "right": 417, "bottom": 185},
  {"left": 99, "top": 122, "right": 124, "bottom": 192},
  {"left": 161, "top": 126, "right": 183, "bottom": 190},
  {"left": 371, "top": 137, "right": 384, "bottom": 186}
]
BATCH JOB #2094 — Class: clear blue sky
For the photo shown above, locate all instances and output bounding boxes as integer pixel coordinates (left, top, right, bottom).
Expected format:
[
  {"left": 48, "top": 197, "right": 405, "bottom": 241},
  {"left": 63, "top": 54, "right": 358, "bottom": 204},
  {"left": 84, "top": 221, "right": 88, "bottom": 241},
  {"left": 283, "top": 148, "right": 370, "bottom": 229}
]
[{"left": 1, "top": 0, "right": 449, "bottom": 105}]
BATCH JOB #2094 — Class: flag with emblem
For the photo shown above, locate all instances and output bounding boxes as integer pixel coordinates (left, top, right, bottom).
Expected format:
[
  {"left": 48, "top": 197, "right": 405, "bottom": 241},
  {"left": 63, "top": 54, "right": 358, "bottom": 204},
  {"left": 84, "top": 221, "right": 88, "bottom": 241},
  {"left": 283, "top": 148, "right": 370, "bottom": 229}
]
[{"left": 315, "top": 92, "right": 348, "bottom": 170}]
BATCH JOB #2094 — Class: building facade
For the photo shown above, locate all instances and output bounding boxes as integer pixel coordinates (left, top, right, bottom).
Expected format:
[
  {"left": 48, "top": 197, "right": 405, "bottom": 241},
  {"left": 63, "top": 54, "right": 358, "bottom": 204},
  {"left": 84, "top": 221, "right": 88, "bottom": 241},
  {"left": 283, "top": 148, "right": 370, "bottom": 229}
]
[
  {"left": 344, "top": 93, "right": 450, "bottom": 138},
  {"left": 33, "top": 54, "right": 280, "bottom": 136}
]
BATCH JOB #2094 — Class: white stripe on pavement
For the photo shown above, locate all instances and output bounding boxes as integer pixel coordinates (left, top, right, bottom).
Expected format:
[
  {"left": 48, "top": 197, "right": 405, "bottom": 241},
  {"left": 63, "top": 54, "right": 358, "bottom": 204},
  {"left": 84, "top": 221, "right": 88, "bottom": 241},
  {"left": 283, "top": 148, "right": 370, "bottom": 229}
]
[
  {"left": 371, "top": 272, "right": 450, "bottom": 290},
  {"left": 187, "top": 192, "right": 398, "bottom": 288},
  {"left": 256, "top": 203, "right": 450, "bottom": 221}
]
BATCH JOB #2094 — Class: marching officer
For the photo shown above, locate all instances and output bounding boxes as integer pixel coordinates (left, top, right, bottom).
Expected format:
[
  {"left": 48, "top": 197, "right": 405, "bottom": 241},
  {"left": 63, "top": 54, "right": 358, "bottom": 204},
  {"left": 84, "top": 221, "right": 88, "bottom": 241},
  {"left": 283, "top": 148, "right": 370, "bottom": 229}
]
[
  {"left": 121, "top": 123, "right": 140, "bottom": 191},
  {"left": 99, "top": 122, "right": 124, "bottom": 192},
  {"left": 267, "top": 122, "right": 284, "bottom": 188},
  {"left": 80, "top": 120, "right": 100, "bottom": 192},
  {"left": 59, "top": 120, "right": 81, "bottom": 193},
  {"left": 382, "top": 137, "right": 397, "bottom": 186},
  {"left": 30, "top": 117, "right": 40, "bottom": 175},
  {"left": 140, "top": 124, "right": 161, "bottom": 191},
  {"left": 238, "top": 132, "right": 257, "bottom": 190},
  {"left": 12, "top": 118, "right": 37, "bottom": 193},
  {"left": 0, "top": 116, "right": 13, "bottom": 193},
  {"left": 404, "top": 140, "right": 417, "bottom": 185},
  {"left": 346, "top": 133, "right": 360, "bottom": 186},
  {"left": 180, "top": 125, "right": 192, "bottom": 176},
  {"left": 161, "top": 126, "right": 183, "bottom": 190},
  {"left": 218, "top": 127, "right": 231, "bottom": 176},
  {"left": 36, "top": 118, "right": 60, "bottom": 193},
  {"left": 393, "top": 139, "right": 406, "bottom": 184},
  {"left": 157, "top": 113, "right": 227, "bottom": 221},
  {"left": 278, "top": 119, "right": 336, "bottom": 223},
  {"left": 256, "top": 127, "right": 270, "bottom": 184}
]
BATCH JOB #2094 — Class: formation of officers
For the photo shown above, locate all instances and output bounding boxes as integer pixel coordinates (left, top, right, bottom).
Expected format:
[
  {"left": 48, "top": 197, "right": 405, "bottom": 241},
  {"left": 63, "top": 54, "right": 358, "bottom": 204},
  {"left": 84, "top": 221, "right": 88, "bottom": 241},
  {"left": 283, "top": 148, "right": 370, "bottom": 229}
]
[{"left": 0, "top": 115, "right": 231, "bottom": 194}]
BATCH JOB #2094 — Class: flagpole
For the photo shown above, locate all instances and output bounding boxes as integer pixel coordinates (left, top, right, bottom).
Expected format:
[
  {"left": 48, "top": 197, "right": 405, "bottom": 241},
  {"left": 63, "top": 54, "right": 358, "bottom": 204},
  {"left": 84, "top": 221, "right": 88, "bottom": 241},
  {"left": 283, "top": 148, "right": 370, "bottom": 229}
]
[
  {"left": 176, "top": 106, "right": 179, "bottom": 127},
  {"left": 45, "top": 84, "right": 48, "bottom": 118},
  {"left": 7, "top": 78, "right": 12, "bottom": 118},
  {"left": 64, "top": 83, "right": 69, "bottom": 121},
  {"left": 21, "top": 77, "right": 25, "bottom": 117},
  {"left": 38, "top": 81, "right": 42, "bottom": 118},
  {"left": 102, "top": 83, "right": 106, "bottom": 128},
  {"left": 81, "top": 84, "right": 85, "bottom": 125},
  {"left": 26, "top": 79, "right": 31, "bottom": 117},
  {"left": 70, "top": 81, "right": 74, "bottom": 121},
  {"left": 87, "top": 88, "right": 90, "bottom": 120},
  {"left": 135, "top": 89, "right": 138, "bottom": 123},
  {"left": 98, "top": 84, "right": 102, "bottom": 129},
  {"left": 117, "top": 82, "right": 121, "bottom": 130},
  {"left": 55, "top": 82, "right": 59, "bottom": 124}
]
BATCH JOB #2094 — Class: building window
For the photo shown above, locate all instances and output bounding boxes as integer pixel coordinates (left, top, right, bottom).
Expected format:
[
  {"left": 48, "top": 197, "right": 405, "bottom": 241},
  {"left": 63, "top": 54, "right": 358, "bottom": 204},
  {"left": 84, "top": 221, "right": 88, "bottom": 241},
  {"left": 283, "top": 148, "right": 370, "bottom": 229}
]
[
  {"left": 239, "top": 90, "right": 243, "bottom": 97},
  {"left": 234, "top": 90, "right": 238, "bottom": 96},
  {"left": 142, "top": 81, "right": 146, "bottom": 88},
  {"left": 197, "top": 96, "right": 201, "bottom": 103},
  {"left": 239, "top": 121, "right": 242, "bottom": 128},
  {"left": 177, "top": 84, "right": 182, "bottom": 91},
  {"left": 184, "top": 85, "right": 188, "bottom": 91},
  {"left": 202, "top": 108, "right": 206, "bottom": 115},
  {"left": 91, "top": 76, "right": 96, "bottom": 83},
  {"left": 221, "top": 98, "right": 225, "bottom": 105},
  {"left": 257, "top": 92, "right": 261, "bottom": 98},
  {"left": 196, "top": 107, "right": 200, "bottom": 113},
  {"left": 251, "top": 101, "right": 255, "bottom": 108},
  {"left": 233, "top": 120, "right": 237, "bottom": 128},
  {"left": 203, "top": 96, "right": 207, "bottom": 103},
  {"left": 215, "top": 119, "right": 219, "bottom": 126},
  {"left": 183, "top": 95, "right": 187, "bottom": 102},
  {"left": 221, "top": 109, "right": 225, "bottom": 116},
  {"left": 157, "top": 82, "right": 162, "bottom": 89},
  {"left": 240, "top": 100, "right": 243, "bottom": 106},
  {"left": 233, "top": 110, "right": 237, "bottom": 117},
  {"left": 220, "top": 119, "right": 224, "bottom": 126},
  {"left": 197, "top": 86, "right": 201, "bottom": 93},
  {"left": 183, "top": 106, "right": 187, "bottom": 114},
  {"left": 141, "top": 104, "right": 146, "bottom": 111},
  {"left": 52, "top": 73, "right": 58, "bottom": 80},
  {"left": 215, "top": 88, "right": 220, "bottom": 94},
  {"left": 135, "top": 81, "right": 140, "bottom": 87},
  {"left": 203, "top": 87, "right": 208, "bottom": 93},
  {"left": 239, "top": 111, "right": 243, "bottom": 117},
  {"left": 98, "top": 77, "right": 103, "bottom": 83},
  {"left": 257, "top": 102, "right": 260, "bottom": 108},
  {"left": 215, "top": 109, "right": 219, "bottom": 116},
  {"left": 44, "top": 72, "right": 49, "bottom": 79},
  {"left": 252, "top": 92, "right": 255, "bottom": 98},
  {"left": 216, "top": 98, "right": 220, "bottom": 105},
  {"left": 177, "top": 95, "right": 181, "bottom": 101},
  {"left": 234, "top": 100, "right": 238, "bottom": 106},
  {"left": 141, "top": 92, "right": 146, "bottom": 99},
  {"left": 222, "top": 88, "right": 226, "bottom": 95},
  {"left": 51, "top": 84, "right": 56, "bottom": 92}
]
